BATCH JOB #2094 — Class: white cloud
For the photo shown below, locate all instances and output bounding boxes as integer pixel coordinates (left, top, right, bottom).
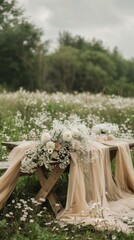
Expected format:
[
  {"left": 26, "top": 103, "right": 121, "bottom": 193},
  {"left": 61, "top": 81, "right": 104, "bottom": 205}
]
[{"left": 17, "top": 0, "right": 134, "bottom": 58}]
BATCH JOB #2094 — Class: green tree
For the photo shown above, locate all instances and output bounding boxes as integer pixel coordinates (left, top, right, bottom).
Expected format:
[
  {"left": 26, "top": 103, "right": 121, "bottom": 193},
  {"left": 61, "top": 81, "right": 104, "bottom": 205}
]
[
  {"left": 44, "top": 46, "right": 79, "bottom": 92},
  {"left": 58, "top": 31, "right": 90, "bottom": 50},
  {"left": 111, "top": 47, "right": 128, "bottom": 80},
  {"left": 0, "top": 0, "right": 44, "bottom": 91},
  {"left": 0, "top": 0, "right": 22, "bottom": 28},
  {"left": 58, "top": 31, "right": 109, "bottom": 53},
  {"left": 73, "top": 49, "right": 116, "bottom": 93}
]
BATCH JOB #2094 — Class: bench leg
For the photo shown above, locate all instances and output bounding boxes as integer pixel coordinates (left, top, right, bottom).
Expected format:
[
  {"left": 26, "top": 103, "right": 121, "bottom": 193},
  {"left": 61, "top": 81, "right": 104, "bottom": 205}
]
[{"left": 35, "top": 167, "right": 64, "bottom": 214}]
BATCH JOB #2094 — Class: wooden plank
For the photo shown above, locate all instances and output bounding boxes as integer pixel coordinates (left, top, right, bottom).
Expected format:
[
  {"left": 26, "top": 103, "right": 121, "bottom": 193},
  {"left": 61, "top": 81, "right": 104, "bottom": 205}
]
[
  {"left": 107, "top": 140, "right": 134, "bottom": 160},
  {"left": 2, "top": 141, "right": 21, "bottom": 151},
  {"left": 0, "top": 161, "right": 9, "bottom": 170},
  {"left": 47, "top": 192, "right": 63, "bottom": 214},
  {"left": 35, "top": 168, "right": 63, "bottom": 214},
  {"left": 35, "top": 165, "right": 66, "bottom": 202}
]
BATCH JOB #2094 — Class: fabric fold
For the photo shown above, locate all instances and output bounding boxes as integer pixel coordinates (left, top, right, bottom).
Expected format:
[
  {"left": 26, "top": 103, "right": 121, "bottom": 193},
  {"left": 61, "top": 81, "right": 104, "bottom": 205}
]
[
  {"left": 57, "top": 140, "right": 134, "bottom": 233},
  {"left": 0, "top": 141, "right": 34, "bottom": 209}
]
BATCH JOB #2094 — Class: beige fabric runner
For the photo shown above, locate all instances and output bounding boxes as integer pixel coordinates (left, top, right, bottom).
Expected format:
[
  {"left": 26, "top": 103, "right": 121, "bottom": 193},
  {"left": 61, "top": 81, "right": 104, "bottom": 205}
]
[
  {"left": 57, "top": 140, "right": 134, "bottom": 233},
  {"left": 0, "top": 140, "right": 134, "bottom": 233}
]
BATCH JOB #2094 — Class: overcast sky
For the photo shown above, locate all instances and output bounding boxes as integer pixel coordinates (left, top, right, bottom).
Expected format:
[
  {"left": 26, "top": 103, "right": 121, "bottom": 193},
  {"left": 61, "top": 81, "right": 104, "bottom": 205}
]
[{"left": 18, "top": 0, "right": 134, "bottom": 59}]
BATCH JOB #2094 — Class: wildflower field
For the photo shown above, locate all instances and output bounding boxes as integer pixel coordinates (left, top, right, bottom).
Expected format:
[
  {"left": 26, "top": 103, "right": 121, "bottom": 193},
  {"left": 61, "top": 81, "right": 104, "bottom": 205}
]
[{"left": 0, "top": 90, "right": 134, "bottom": 240}]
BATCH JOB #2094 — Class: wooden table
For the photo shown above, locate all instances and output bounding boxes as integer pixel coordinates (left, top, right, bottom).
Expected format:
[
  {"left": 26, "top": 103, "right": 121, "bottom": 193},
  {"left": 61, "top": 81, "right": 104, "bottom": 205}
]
[
  {"left": 0, "top": 141, "right": 68, "bottom": 214},
  {"left": 0, "top": 140, "right": 134, "bottom": 214}
]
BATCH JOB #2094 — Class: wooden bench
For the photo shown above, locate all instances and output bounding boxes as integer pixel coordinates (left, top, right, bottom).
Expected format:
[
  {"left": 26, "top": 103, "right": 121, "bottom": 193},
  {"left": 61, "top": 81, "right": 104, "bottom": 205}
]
[{"left": 0, "top": 140, "right": 134, "bottom": 214}]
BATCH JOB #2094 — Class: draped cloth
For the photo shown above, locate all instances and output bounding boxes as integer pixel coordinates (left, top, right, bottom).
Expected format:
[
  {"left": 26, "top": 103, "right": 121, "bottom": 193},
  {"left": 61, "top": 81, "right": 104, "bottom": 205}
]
[
  {"left": 0, "top": 139, "right": 134, "bottom": 233},
  {"left": 0, "top": 141, "right": 36, "bottom": 209},
  {"left": 57, "top": 140, "right": 134, "bottom": 233}
]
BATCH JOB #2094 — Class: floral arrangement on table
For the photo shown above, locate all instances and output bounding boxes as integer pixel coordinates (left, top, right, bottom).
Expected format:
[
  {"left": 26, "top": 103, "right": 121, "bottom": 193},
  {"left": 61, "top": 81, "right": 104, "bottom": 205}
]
[
  {"left": 91, "top": 123, "right": 119, "bottom": 141},
  {"left": 20, "top": 118, "right": 91, "bottom": 173},
  {"left": 20, "top": 119, "right": 120, "bottom": 173},
  {"left": 21, "top": 131, "right": 73, "bottom": 173}
]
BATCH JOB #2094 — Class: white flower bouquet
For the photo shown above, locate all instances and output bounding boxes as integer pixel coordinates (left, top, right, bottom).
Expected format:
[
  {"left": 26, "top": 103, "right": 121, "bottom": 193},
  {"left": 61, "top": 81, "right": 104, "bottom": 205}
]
[
  {"left": 20, "top": 119, "right": 121, "bottom": 173},
  {"left": 91, "top": 123, "right": 119, "bottom": 140},
  {"left": 21, "top": 131, "right": 73, "bottom": 173},
  {"left": 20, "top": 117, "right": 92, "bottom": 173}
]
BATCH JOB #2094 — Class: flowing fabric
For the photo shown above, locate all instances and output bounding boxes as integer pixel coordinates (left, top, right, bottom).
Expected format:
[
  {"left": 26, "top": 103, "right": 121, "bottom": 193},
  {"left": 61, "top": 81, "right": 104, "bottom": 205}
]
[
  {"left": 0, "top": 141, "right": 36, "bottom": 209},
  {"left": 0, "top": 139, "right": 134, "bottom": 233},
  {"left": 57, "top": 141, "right": 134, "bottom": 233}
]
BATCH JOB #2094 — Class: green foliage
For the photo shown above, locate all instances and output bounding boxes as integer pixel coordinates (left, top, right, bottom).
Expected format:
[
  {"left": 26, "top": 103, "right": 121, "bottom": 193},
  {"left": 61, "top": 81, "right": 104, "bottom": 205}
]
[
  {"left": 0, "top": 0, "right": 45, "bottom": 91},
  {"left": 42, "top": 32, "right": 134, "bottom": 96},
  {"left": 0, "top": 0, "right": 22, "bottom": 28},
  {"left": 0, "top": 3, "right": 134, "bottom": 96},
  {"left": 0, "top": 22, "right": 42, "bottom": 89},
  {"left": 44, "top": 46, "right": 79, "bottom": 92}
]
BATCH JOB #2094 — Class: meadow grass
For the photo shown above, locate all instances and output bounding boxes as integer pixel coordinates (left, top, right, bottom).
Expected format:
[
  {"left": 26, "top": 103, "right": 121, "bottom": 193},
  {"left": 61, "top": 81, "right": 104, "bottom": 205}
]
[{"left": 0, "top": 90, "right": 134, "bottom": 240}]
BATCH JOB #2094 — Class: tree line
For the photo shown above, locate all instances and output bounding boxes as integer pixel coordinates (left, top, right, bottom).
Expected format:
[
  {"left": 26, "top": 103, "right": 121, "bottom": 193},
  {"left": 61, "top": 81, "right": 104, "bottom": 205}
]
[{"left": 0, "top": 0, "right": 134, "bottom": 97}]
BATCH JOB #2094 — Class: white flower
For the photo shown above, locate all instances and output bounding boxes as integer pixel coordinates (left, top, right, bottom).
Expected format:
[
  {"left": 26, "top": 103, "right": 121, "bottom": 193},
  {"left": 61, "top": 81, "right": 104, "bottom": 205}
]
[
  {"left": 5, "top": 214, "right": 10, "bottom": 217},
  {"left": 112, "top": 235, "right": 117, "bottom": 240},
  {"left": 41, "top": 132, "right": 51, "bottom": 144},
  {"left": 46, "top": 141, "right": 55, "bottom": 150},
  {"left": 62, "top": 131, "right": 72, "bottom": 142},
  {"left": 92, "top": 123, "right": 119, "bottom": 135},
  {"left": 20, "top": 216, "right": 26, "bottom": 222},
  {"left": 23, "top": 40, "right": 28, "bottom": 45},
  {"left": 48, "top": 149, "right": 53, "bottom": 154},
  {"left": 9, "top": 212, "right": 13, "bottom": 215},
  {"left": 72, "top": 128, "right": 80, "bottom": 137},
  {"left": 29, "top": 219, "right": 34, "bottom": 223},
  {"left": 39, "top": 198, "right": 46, "bottom": 202},
  {"left": 46, "top": 141, "right": 55, "bottom": 154}
]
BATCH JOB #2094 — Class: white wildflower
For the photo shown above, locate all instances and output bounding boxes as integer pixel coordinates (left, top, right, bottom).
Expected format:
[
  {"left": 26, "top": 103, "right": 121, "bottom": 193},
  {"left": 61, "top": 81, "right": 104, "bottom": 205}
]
[
  {"left": 62, "top": 130, "right": 72, "bottom": 142},
  {"left": 46, "top": 141, "right": 55, "bottom": 154},
  {"left": 41, "top": 132, "right": 51, "bottom": 144},
  {"left": 23, "top": 40, "right": 28, "bottom": 45},
  {"left": 5, "top": 214, "right": 10, "bottom": 217},
  {"left": 112, "top": 235, "right": 117, "bottom": 240},
  {"left": 55, "top": 203, "right": 60, "bottom": 207},
  {"left": 29, "top": 219, "right": 34, "bottom": 223},
  {"left": 39, "top": 198, "right": 46, "bottom": 202},
  {"left": 20, "top": 216, "right": 26, "bottom": 222},
  {"left": 9, "top": 212, "right": 13, "bottom": 215},
  {"left": 92, "top": 123, "right": 119, "bottom": 135}
]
